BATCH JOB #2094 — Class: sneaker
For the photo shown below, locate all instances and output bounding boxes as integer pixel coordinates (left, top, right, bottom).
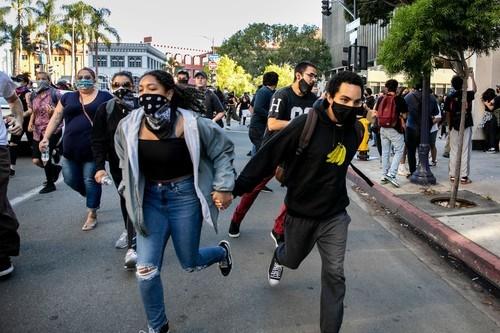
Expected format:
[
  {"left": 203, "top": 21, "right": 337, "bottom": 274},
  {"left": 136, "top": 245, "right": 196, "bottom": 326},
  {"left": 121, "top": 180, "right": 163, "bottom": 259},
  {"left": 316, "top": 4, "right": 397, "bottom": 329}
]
[
  {"left": 228, "top": 221, "right": 240, "bottom": 238},
  {"left": 397, "top": 164, "right": 410, "bottom": 177},
  {"left": 139, "top": 322, "right": 169, "bottom": 333},
  {"left": 9, "top": 168, "right": 15, "bottom": 177},
  {"left": 270, "top": 230, "right": 284, "bottom": 248},
  {"left": 52, "top": 164, "right": 62, "bottom": 183},
  {"left": 218, "top": 240, "right": 232, "bottom": 276},
  {"left": 380, "top": 176, "right": 389, "bottom": 184},
  {"left": 0, "top": 257, "right": 14, "bottom": 278},
  {"left": 115, "top": 230, "right": 128, "bottom": 249},
  {"left": 429, "top": 160, "right": 437, "bottom": 167},
  {"left": 442, "top": 152, "right": 450, "bottom": 158},
  {"left": 39, "top": 182, "right": 56, "bottom": 194},
  {"left": 124, "top": 249, "right": 137, "bottom": 270},
  {"left": 384, "top": 174, "right": 400, "bottom": 188},
  {"left": 261, "top": 186, "right": 273, "bottom": 193},
  {"left": 268, "top": 254, "right": 283, "bottom": 287},
  {"left": 486, "top": 148, "right": 497, "bottom": 154}
]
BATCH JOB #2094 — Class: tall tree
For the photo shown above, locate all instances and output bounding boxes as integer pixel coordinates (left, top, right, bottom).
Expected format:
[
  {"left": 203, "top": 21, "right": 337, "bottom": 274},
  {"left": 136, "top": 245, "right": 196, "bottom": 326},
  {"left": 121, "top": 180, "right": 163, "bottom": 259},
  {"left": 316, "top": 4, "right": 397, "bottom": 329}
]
[
  {"left": 88, "top": 7, "right": 120, "bottom": 77},
  {"left": 253, "top": 64, "right": 294, "bottom": 90},
  {"left": 4, "top": 0, "right": 36, "bottom": 74},
  {"left": 34, "top": 0, "right": 58, "bottom": 68},
  {"left": 214, "top": 55, "right": 254, "bottom": 95},
  {"left": 62, "top": 1, "right": 93, "bottom": 83},
  {"left": 378, "top": 0, "right": 500, "bottom": 206},
  {"left": 219, "top": 23, "right": 331, "bottom": 76}
]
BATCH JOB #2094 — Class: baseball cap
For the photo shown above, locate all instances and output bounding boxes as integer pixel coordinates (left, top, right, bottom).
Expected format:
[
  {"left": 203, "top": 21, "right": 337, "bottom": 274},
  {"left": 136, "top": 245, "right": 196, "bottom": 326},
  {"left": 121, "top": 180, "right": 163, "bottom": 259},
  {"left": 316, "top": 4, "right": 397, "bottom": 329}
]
[
  {"left": 194, "top": 71, "right": 207, "bottom": 79},
  {"left": 11, "top": 74, "right": 29, "bottom": 83}
]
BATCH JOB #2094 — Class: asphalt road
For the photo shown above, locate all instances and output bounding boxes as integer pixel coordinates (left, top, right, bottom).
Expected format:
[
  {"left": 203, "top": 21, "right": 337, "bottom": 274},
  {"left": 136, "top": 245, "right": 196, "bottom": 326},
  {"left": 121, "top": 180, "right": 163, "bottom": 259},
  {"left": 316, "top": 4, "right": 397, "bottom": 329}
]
[{"left": 2, "top": 124, "right": 499, "bottom": 333}]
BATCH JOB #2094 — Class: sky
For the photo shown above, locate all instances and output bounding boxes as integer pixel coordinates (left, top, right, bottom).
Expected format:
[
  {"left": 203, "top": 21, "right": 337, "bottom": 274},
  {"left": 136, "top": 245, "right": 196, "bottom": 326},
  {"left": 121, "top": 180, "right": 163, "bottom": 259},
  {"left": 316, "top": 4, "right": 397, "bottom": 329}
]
[{"left": 10, "top": 0, "right": 323, "bottom": 51}]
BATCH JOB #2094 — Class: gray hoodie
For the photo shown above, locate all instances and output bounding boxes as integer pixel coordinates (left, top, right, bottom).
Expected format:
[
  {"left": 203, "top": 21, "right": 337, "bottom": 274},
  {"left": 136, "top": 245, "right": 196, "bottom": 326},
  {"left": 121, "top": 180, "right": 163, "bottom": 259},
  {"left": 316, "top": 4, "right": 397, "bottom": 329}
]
[{"left": 114, "top": 107, "right": 236, "bottom": 236}]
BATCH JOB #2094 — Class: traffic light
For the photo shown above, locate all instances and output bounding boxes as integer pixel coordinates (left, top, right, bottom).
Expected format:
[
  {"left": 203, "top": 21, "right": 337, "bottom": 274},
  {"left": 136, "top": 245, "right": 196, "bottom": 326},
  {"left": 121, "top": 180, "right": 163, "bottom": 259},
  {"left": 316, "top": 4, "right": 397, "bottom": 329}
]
[
  {"left": 358, "top": 46, "right": 368, "bottom": 70},
  {"left": 321, "top": 0, "right": 332, "bottom": 16},
  {"left": 342, "top": 46, "right": 352, "bottom": 69}
]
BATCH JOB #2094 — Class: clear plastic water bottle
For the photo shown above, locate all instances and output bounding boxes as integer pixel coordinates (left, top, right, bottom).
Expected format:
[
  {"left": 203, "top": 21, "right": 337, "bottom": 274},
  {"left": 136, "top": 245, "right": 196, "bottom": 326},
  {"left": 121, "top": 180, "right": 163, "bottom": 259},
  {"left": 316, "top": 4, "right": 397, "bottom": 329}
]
[
  {"left": 41, "top": 150, "right": 50, "bottom": 165},
  {"left": 101, "top": 175, "right": 113, "bottom": 186}
]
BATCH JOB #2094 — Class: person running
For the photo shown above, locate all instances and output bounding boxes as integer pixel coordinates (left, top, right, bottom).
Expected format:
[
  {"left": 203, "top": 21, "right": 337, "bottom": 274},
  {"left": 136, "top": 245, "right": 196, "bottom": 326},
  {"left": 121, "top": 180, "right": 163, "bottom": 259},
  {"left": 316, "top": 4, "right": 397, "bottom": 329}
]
[
  {"left": 0, "top": 71, "right": 24, "bottom": 278},
  {"left": 228, "top": 61, "right": 318, "bottom": 243},
  {"left": 114, "top": 70, "right": 235, "bottom": 333},
  {"left": 238, "top": 92, "right": 251, "bottom": 126},
  {"left": 91, "top": 71, "right": 139, "bottom": 270},
  {"left": 233, "top": 71, "right": 364, "bottom": 333},
  {"left": 8, "top": 73, "right": 32, "bottom": 176},
  {"left": 26, "top": 71, "right": 63, "bottom": 194},
  {"left": 40, "top": 67, "right": 113, "bottom": 230}
]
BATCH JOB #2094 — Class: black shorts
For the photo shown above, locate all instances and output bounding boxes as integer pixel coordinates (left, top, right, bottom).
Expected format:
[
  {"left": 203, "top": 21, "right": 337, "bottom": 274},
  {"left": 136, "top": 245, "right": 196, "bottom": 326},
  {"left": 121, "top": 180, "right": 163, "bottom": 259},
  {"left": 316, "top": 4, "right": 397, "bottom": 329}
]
[{"left": 32, "top": 132, "right": 61, "bottom": 159}]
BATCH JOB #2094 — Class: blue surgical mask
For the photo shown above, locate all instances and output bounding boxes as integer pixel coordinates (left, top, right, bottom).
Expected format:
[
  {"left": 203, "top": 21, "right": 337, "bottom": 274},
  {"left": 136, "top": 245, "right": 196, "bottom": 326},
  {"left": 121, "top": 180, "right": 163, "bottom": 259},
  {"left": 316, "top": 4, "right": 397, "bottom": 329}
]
[{"left": 75, "top": 79, "right": 94, "bottom": 90}]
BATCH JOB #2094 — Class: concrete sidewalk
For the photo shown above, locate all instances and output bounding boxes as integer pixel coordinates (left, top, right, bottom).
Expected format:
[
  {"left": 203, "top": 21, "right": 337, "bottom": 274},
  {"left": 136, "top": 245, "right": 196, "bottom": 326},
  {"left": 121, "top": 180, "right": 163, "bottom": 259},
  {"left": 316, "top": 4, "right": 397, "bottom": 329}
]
[{"left": 348, "top": 135, "right": 500, "bottom": 288}]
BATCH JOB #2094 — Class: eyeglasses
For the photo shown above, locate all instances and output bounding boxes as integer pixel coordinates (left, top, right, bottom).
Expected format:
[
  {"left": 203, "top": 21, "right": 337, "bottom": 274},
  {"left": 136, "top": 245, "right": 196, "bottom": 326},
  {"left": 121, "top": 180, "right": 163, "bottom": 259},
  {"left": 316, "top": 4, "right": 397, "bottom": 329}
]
[
  {"left": 112, "top": 82, "right": 132, "bottom": 89},
  {"left": 77, "top": 75, "right": 93, "bottom": 80},
  {"left": 304, "top": 72, "right": 318, "bottom": 80}
]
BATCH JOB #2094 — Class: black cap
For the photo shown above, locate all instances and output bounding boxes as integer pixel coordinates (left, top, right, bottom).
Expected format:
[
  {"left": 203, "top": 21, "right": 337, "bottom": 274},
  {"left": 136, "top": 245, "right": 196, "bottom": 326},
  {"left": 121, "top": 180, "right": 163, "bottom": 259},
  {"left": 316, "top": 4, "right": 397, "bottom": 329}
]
[
  {"left": 194, "top": 71, "right": 207, "bottom": 79},
  {"left": 11, "top": 74, "right": 29, "bottom": 83}
]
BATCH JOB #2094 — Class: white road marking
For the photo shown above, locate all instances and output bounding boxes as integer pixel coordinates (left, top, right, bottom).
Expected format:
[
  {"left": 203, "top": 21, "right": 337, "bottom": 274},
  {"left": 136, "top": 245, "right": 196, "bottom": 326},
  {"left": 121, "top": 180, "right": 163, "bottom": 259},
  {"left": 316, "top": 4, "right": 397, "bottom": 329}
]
[{"left": 10, "top": 178, "right": 64, "bottom": 207}]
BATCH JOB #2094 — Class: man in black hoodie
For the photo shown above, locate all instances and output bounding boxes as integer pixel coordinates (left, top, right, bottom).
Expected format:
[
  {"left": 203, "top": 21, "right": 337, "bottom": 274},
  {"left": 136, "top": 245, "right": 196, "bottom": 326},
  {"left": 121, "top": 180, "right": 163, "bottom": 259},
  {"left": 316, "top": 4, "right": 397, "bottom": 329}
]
[{"left": 233, "top": 71, "right": 364, "bottom": 333}]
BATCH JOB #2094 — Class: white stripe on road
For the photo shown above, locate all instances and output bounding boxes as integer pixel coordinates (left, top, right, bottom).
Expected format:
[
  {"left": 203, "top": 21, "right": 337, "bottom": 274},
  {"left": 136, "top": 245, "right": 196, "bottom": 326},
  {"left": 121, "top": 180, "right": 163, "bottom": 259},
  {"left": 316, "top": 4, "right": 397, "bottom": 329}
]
[{"left": 10, "top": 178, "right": 63, "bottom": 207}]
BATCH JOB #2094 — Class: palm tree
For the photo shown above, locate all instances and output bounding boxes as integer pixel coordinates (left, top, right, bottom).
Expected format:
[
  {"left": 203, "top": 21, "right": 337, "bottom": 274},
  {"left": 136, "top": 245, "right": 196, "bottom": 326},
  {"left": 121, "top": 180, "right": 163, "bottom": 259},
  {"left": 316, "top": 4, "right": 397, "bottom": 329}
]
[
  {"left": 0, "top": 7, "right": 11, "bottom": 47},
  {"left": 88, "top": 7, "right": 120, "bottom": 77},
  {"left": 4, "top": 0, "right": 36, "bottom": 74},
  {"left": 62, "top": 1, "right": 93, "bottom": 83},
  {"left": 34, "top": 0, "right": 58, "bottom": 68}
]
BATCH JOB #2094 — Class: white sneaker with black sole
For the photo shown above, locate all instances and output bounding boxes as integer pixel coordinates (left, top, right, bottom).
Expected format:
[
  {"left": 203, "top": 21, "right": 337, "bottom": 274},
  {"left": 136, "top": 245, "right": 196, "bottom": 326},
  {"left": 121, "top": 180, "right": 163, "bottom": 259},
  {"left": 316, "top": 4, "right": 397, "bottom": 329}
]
[
  {"left": 115, "top": 230, "right": 128, "bottom": 249},
  {"left": 124, "top": 249, "right": 137, "bottom": 270},
  {"left": 0, "top": 257, "right": 14, "bottom": 278},
  {"left": 384, "top": 174, "right": 400, "bottom": 188}
]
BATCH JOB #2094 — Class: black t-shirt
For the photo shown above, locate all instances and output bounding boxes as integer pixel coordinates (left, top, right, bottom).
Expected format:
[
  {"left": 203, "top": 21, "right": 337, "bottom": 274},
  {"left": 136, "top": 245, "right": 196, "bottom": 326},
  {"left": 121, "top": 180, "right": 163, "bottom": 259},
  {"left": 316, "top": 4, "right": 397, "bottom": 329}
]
[
  {"left": 268, "top": 86, "right": 318, "bottom": 122},
  {"left": 444, "top": 90, "right": 475, "bottom": 130}
]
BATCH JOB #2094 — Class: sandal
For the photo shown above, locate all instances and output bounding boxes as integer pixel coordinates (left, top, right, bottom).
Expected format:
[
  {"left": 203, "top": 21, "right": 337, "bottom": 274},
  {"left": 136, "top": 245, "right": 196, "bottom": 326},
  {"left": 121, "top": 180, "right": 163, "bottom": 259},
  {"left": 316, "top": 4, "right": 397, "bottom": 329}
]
[
  {"left": 449, "top": 176, "right": 455, "bottom": 182},
  {"left": 460, "top": 177, "right": 472, "bottom": 184},
  {"left": 82, "top": 211, "right": 97, "bottom": 231}
]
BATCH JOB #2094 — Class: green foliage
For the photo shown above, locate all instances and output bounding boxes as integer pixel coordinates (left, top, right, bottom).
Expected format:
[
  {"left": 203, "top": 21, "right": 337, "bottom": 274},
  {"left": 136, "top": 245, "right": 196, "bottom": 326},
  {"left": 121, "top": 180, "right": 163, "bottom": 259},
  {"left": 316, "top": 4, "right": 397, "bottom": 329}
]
[
  {"left": 215, "top": 55, "right": 255, "bottom": 95},
  {"left": 219, "top": 23, "right": 331, "bottom": 76},
  {"left": 378, "top": 0, "right": 500, "bottom": 80},
  {"left": 253, "top": 64, "right": 294, "bottom": 90}
]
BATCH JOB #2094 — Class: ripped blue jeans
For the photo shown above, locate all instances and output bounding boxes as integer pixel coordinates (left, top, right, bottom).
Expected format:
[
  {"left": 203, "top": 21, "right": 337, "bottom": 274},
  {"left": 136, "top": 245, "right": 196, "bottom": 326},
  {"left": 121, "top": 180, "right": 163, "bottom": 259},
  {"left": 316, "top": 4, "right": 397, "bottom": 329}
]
[{"left": 137, "top": 176, "right": 225, "bottom": 332}]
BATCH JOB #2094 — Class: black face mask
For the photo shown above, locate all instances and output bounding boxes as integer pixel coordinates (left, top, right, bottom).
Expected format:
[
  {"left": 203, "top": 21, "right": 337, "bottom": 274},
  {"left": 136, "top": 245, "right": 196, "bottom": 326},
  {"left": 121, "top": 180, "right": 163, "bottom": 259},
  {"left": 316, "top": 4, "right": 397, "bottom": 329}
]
[
  {"left": 332, "top": 102, "right": 362, "bottom": 127},
  {"left": 139, "top": 94, "right": 168, "bottom": 115},
  {"left": 113, "top": 88, "right": 133, "bottom": 100},
  {"left": 298, "top": 78, "right": 313, "bottom": 95}
]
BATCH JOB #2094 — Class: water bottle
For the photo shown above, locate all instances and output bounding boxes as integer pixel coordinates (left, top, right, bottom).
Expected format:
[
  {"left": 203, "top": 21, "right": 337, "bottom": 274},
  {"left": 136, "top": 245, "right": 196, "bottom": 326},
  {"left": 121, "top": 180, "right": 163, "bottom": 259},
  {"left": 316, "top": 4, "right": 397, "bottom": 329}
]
[
  {"left": 41, "top": 150, "right": 50, "bottom": 165},
  {"left": 101, "top": 175, "right": 113, "bottom": 186}
]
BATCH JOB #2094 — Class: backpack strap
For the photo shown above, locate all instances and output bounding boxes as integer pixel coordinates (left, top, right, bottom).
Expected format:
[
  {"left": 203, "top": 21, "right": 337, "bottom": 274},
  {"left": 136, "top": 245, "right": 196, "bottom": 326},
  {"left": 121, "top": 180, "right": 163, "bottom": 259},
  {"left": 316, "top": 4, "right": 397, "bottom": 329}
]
[
  {"left": 296, "top": 108, "right": 318, "bottom": 156},
  {"left": 105, "top": 98, "right": 117, "bottom": 120}
]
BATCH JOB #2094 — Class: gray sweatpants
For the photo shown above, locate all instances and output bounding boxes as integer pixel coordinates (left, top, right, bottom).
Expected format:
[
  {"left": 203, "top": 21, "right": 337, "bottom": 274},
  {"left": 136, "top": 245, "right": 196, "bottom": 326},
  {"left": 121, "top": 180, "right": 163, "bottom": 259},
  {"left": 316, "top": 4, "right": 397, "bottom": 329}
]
[{"left": 276, "top": 211, "right": 350, "bottom": 333}]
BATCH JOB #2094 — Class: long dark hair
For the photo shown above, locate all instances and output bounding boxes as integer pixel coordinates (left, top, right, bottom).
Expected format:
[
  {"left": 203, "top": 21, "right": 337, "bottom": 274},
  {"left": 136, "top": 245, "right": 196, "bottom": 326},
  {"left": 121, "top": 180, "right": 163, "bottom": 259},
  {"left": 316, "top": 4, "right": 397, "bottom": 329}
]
[{"left": 140, "top": 70, "right": 205, "bottom": 113}]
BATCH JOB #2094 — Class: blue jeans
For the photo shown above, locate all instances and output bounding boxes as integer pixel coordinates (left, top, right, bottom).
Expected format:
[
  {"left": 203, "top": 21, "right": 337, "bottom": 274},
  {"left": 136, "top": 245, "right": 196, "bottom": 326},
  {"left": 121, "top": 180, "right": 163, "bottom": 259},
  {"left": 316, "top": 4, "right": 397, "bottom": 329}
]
[
  {"left": 380, "top": 127, "right": 405, "bottom": 178},
  {"left": 137, "top": 176, "right": 225, "bottom": 332},
  {"left": 62, "top": 158, "right": 102, "bottom": 209}
]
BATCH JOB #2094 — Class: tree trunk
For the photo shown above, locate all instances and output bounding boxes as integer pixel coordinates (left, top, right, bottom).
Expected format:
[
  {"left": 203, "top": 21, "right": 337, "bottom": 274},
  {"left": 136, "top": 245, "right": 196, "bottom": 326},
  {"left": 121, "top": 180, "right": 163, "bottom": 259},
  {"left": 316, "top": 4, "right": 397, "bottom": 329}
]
[
  {"left": 449, "top": 55, "right": 469, "bottom": 208},
  {"left": 46, "top": 28, "right": 52, "bottom": 66}
]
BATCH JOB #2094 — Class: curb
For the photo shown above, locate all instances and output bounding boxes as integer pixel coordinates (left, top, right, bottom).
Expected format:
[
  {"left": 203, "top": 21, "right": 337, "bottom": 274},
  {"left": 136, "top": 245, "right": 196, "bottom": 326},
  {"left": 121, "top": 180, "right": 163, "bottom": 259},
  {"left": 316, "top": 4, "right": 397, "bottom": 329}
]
[{"left": 347, "top": 168, "right": 500, "bottom": 289}]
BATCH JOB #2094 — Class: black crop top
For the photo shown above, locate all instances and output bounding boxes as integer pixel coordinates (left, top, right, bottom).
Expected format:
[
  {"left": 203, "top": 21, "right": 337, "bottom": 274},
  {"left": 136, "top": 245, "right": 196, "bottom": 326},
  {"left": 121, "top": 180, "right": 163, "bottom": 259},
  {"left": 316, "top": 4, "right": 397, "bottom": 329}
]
[{"left": 138, "top": 138, "right": 193, "bottom": 181}]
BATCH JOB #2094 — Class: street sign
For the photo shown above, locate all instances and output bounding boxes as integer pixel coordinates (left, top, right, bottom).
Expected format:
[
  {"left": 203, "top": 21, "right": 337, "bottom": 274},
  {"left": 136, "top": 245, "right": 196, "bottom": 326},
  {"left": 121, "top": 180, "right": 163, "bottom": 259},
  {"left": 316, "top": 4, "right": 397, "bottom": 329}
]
[
  {"left": 208, "top": 61, "right": 217, "bottom": 70},
  {"left": 208, "top": 54, "right": 220, "bottom": 62},
  {"left": 349, "top": 30, "right": 358, "bottom": 45},
  {"left": 345, "top": 18, "right": 360, "bottom": 32}
]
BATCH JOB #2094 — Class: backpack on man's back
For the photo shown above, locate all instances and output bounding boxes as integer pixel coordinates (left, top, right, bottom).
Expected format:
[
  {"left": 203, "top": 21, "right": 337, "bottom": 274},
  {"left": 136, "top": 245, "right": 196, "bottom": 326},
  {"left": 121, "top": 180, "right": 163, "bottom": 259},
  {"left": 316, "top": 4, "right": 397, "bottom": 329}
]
[{"left": 377, "top": 94, "right": 398, "bottom": 128}]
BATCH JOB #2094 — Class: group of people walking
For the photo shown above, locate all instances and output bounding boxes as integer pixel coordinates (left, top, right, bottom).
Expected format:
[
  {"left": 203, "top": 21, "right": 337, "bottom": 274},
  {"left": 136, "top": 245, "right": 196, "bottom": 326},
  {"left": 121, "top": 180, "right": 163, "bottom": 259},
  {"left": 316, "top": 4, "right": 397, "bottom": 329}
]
[{"left": 2, "top": 61, "right": 498, "bottom": 333}]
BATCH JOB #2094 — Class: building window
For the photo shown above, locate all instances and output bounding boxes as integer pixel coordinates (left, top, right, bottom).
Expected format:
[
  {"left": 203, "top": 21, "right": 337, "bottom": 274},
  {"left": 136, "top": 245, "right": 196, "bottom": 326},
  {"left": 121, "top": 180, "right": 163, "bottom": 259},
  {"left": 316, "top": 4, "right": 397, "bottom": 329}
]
[
  {"left": 110, "top": 55, "right": 125, "bottom": 67},
  {"left": 22, "top": 55, "right": 28, "bottom": 60},
  {"left": 93, "top": 55, "right": 107, "bottom": 67},
  {"left": 128, "top": 56, "right": 142, "bottom": 68}
]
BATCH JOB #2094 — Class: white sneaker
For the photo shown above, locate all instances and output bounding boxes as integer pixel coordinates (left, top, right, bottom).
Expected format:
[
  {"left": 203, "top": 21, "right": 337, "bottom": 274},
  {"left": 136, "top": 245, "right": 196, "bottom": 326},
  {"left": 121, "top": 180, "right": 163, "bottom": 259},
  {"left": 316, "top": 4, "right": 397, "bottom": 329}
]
[
  {"left": 124, "top": 249, "right": 137, "bottom": 270},
  {"left": 115, "top": 230, "right": 128, "bottom": 249},
  {"left": 397, "top": 164, "right": 410, "bottom": 177}
]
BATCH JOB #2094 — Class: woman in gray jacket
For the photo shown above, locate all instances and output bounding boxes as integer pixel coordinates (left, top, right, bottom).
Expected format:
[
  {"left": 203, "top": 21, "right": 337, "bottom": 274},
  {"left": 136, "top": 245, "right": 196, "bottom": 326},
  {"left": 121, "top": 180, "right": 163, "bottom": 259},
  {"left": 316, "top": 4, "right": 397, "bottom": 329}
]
[{"left": 115, "top": 70, "right": 235, "bottom": 333}]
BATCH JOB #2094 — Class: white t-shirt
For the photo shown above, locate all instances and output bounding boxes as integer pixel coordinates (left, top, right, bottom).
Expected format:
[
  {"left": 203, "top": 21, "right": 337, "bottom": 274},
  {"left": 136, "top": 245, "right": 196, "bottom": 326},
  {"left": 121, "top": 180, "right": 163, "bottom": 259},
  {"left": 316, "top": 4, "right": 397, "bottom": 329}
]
[{"left": 0, "top": 71, "right": 17, "bottom": 145}]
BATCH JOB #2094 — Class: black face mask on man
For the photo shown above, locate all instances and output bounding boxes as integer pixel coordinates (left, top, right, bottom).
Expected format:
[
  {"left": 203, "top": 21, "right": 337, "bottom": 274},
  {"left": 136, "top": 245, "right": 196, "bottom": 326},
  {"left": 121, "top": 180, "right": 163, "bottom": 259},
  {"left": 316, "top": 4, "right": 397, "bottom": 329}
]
[
  {"left": 298, "top": 78, "right": 313, "bottom": 95},
  {"left": 332, "top": 102, "right": 362, "bottom": 127}
]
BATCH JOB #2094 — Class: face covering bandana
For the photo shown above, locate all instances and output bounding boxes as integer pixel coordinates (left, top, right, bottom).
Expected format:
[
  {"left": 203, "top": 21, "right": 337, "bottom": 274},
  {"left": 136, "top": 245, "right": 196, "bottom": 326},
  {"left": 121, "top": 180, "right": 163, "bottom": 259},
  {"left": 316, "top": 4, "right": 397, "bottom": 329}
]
[
  {"left": 298, "top": 78, "right": 313, "bottom": 95},
  {"left": 36, "top": 80, "right": 51, "bottom": 93},
  {"left": 75, "top": 79, "right": 94, "bottom": 90},
  {"left": 114, "top": 88, "right": 136, "bottom": 110},
  {"left": 139, "top": 93, "right": 176, "bottom": 139}
]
